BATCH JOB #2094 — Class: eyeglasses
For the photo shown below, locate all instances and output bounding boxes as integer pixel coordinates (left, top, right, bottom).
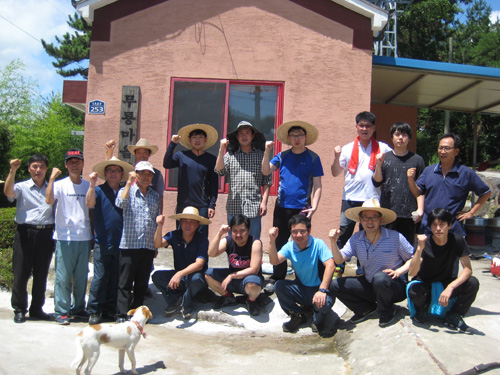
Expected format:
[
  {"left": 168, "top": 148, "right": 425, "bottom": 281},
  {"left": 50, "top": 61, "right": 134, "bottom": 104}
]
[
  {"left": 360, "top": 215, "right": 381, "bottom": 222},
  {"left": 288, "top": 133, "right": 306, "bottom": 139},
  {"left": 291, "top": 229, "right": 308, "bottom": 235},
  {"left": 438, "top": 146, "right": 455, "bottom": 151}
]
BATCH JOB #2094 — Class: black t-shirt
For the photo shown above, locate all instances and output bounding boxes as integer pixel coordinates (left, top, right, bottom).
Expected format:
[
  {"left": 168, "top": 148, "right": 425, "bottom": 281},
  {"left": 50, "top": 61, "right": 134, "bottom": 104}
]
[
  {"left": 225, "top": 235, "right": 261, "bottom": 274},
  {"left": 373, "top": 151, "right": 425, "bottom": 218},
  {"left": 416, "top": 232, "right": 470, "bottom": 284}
]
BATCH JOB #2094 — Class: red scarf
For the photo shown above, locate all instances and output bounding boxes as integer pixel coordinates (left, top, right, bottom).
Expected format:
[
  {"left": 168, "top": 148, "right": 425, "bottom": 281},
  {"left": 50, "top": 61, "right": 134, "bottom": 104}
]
[{"left": 348, "top": 136, "right": 379, "bottom": 175}]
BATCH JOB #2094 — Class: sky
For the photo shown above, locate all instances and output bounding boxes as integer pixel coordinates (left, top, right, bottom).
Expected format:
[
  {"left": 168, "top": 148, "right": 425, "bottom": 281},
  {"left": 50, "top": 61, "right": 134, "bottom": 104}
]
[{"left": 0, "top": 0, "right": 499, "bottom": 97}]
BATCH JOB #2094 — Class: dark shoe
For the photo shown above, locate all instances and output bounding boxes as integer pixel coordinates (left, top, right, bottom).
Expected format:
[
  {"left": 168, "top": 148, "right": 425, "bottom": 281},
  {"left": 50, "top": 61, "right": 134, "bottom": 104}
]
[
  {"left": 56, "top": 315, "right": 70, "bottom": 325},
  {"left": 246, "top": 299, "right": 260, "bottom": 316},
  {"left": 413, "top": 307, "right": 428, "bottom": 325},
  {"left": 182, "top": 308, "right": 193, "bottom": 320},
  {"left": 350, "top": 305, "right": 377, "bottom": 324},
  {"left": 319, "top": 326, "right": 337, "bottom": 338},
  {"left": 212, "top": 295, "right": 238, "bottom": 310},
  {"left": 263, "top": 280, "right": 275, "bottom": 296},
  {"left": 379, "top": 310, "right": 397, "bottom": 328},
  {"left": 29, "top": 311, "right": 52, "bottom": 321},
  {"left": 282, "top": 312, "right": 306, "bottom": 333},
  {"left": 311, "top": 322, "right": 319, "bottom": 333},
  {"left": 444, "top": 311, "right": 470, "bottom": 332},
  {"left": 144, "top": 287, "right": 154, "bottom": 299},
  {"left": 89, "top": 313, "right": 102, "bottom": 325},
  {"left": 14, "top": 312, "right": 26, "bottom": 323},
  {"left": 164, "top": 297, "right": 183, "bottom": 317}
]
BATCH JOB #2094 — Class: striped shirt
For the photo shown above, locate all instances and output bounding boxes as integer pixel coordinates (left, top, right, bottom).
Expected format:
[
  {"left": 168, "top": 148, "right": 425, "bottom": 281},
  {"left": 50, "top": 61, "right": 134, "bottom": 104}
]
[
  {"left": 341, "top": 227, "right": 414, "bottom": 282},
  {"left": 115, "top": 184, "right": 160, "bottom": 250},
  {"left": 9, "top": 179, "right": 54, "bottom": 225},
  {"left": 217, "top": 148, "right": 272, "bottom": 218}
]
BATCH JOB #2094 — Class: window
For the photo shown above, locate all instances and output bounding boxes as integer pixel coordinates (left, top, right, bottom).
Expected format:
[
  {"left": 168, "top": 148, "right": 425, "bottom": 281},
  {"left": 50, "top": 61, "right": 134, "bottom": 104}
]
[{"left": 167, "top": 78, "right": 284, "bottom": 194}]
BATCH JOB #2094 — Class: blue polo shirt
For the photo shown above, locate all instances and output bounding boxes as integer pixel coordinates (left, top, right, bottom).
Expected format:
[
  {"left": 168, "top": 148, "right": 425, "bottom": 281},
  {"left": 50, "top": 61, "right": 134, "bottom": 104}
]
[
  {"left": 164, "top": 230, "right": 209, "bottom": 272},
  {"left": 93, "top": 182, "right": 123, "bottom": 250},
  {"left": 279, "top": 236, "right": 332, "bottom": 287},
  {"left": 416, "top": 162, "right": 490, "bottom": 235}
]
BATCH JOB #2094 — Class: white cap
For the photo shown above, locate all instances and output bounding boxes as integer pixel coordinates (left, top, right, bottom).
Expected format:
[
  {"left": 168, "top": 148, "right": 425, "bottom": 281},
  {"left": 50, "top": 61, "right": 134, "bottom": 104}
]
[{"left": 135, "top": 161, "right": 155, "bottom": 174}]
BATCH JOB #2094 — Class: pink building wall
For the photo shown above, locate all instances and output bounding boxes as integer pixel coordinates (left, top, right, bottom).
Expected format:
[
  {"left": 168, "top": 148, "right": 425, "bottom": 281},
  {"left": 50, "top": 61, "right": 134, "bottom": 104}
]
[{"left": 83, "top": 0, "right": 375, "bottom": 244}]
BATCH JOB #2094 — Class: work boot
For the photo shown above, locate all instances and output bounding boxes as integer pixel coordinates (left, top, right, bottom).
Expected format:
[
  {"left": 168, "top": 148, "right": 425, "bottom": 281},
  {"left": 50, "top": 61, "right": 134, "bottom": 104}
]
[{"left": 282, "top": 312, "right": 306, "bottom": 333}]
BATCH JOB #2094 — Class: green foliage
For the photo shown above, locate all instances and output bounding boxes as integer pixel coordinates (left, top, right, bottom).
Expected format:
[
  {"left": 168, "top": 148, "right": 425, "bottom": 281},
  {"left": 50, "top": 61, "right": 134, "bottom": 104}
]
[
  {"left": 10, "top": 94, "right": 84, "bottom": 181},
  {"left": 41, "top": 13, "right": 91, "bottom": 79},
  {"left": 0, "top": 207, "right": 16, "bottom": 290}
]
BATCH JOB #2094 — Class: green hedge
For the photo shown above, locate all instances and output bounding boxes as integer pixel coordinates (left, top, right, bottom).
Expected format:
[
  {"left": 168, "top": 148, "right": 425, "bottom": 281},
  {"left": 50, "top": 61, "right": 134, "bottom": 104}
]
[{"left": 0, "top": 207, "right": 16, "bottom": 289}]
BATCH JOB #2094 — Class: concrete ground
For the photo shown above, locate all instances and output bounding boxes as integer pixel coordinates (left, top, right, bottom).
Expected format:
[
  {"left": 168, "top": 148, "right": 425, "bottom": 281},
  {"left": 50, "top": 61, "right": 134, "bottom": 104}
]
[{"left": 0, "top": 249, "right": 499, "bottom": 375}]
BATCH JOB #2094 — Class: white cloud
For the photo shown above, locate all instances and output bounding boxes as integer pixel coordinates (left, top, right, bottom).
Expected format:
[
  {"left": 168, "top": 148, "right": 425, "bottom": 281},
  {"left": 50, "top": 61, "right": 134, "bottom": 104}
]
[
  {"left": 0, "top": 0, "right": 82, "bottom": 95},
  {"left": 490, "top": 10, "right": 500, "bottom": 24}
]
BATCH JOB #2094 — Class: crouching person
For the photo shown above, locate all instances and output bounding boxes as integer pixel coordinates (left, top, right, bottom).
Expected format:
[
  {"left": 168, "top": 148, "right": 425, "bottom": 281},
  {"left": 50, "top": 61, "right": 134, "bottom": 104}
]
[
  {"left": 268, "top": 215, "right": 336, "bottom": 337},
  {"left": 152, "top": 207, "right": 210, "bottom": 320},
  {"left": 206, "top": 215, "right": 263, "bottom": 316},
  {"left": 408, "top": 208, "right": 479, "bottom": 332}
]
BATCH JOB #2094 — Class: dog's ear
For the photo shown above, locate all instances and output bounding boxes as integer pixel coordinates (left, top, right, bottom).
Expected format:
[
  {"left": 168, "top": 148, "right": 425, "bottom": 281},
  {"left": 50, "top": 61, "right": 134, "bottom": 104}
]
[{"left": 127, "top": 308, "right": 137, "bottom": 316}]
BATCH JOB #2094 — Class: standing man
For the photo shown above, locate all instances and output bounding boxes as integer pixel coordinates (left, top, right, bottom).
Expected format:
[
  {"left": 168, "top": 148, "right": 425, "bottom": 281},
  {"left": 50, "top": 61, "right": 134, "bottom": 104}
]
[
  {"left": 46, "top": 149, "right": 92, "bottom": 325},
  {"left": 106, "top": 138, "right": 165, "bottom": 213},
  {"left": 163, "top": 123, "right": 219, "bottom": 236},
  {"left": 216, "top": 121, "right": 271, "bottom": 239},
  {"left": 152, "top": 207, "right": 211, "bottom": 320},
  {"left": 408, "top": 133, "right": 491, "bottom": 236},
  {"left": 331, "top": 112, "right": 392, "bottom": 250},
  {"left": 4, "top": 155, "right": 55, "bottom": 323},
  {"left": 262, "top": 120, "right": 323, "bottom": 291},
  {"left": 85, "top": 157, "right": 134, "bottom": 325},
  {"left": 115, "top": 161, "right": 160, "bottom": 322},
  {"left": 206, "top": 214, "right": 264, "bottom": 316},
  {"left": 372, "top": 122, "right": 425, "bottom": 244},
  {"left": 268, "top": 215, "right": 336, "bottom": 337},
  {"left": 329, "top": 199, "right": 414, "bottom": 327},
  {"left": 408, "top": 208, "right": 479, "bottom": 331}
]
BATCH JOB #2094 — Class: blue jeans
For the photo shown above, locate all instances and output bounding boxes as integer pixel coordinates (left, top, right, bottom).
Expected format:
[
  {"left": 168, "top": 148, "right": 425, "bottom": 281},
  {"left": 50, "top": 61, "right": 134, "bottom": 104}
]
[
  {"left": 205, "top": 268, "right": 263, "bottom": 295},
  {"left": 54, "top": 240, "right": 91, "bottom": 317},
  {"left": 87, "top": 243, "right": 120, "bottom": 315},
  {"left": 227, "top": 214, "right": 262, "bottom": 240},
  {"left": 275, "top": 278, "right": 334, "bottom": 327},
  {"left": 152, "top": 270, "right": 207, "bottom": 313}
]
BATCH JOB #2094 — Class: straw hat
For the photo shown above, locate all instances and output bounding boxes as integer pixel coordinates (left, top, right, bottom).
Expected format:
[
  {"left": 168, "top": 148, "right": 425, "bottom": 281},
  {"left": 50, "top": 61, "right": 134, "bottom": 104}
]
[
  {"left": 92, "top": 157, "right": 135, "bottom": 182},
  {"left": 177, "top": 124, "right": 219, "bottom": 150},
  {"left": 127, "top": 138, "right": 158, "bottom": 155},
  {"left": 227, "top": 121, "right": 266, "bottom": 151},
  {"left": 168, "top": 206, "right": 211, "bottom": 225},
  {"left": 276, "top": 120, "right": 319, "bottom": 146},
  {"left": 344, "top": 199, "right": 397, "bottom": 225}
]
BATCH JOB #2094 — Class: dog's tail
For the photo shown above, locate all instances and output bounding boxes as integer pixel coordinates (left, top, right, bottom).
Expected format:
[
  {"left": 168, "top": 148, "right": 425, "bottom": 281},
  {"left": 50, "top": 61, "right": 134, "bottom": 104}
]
[{"left": 70, "top": 333, "right": 85, "bottom": 370}]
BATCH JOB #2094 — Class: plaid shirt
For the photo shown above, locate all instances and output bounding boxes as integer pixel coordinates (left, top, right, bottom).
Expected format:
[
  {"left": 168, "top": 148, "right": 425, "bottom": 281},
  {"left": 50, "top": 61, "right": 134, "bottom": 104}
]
[
  {"left": 115, "top": 184, "right": 160, "bottom": 250},
  {"left": 217, "top": 148, "right": 272, "bottom": 217}
]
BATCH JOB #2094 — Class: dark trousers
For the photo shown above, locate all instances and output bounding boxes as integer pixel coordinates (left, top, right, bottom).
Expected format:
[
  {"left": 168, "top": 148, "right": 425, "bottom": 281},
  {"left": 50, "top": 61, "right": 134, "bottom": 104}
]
[
  {"left": 87, "top": 243, "right": 120, "bottom": 315},
  {"left": 385, "top": 218, "right": 416, "bottom": 246},
  {"left": 275, "top": 278, "right": 335, "bottom": 326},
  {"left": 408, "top": 276, "right": 479, "bottom": 316},
  {"left": 338, "top": 200, "right": 364, "bottom": 249},
  {"left": 11, "top": 225, "right": 54, "bottom": 314},
  {"left": 271, "top": 205, "right": 302, "bottom": 281},
  {"left": 330, "top": 272, "right": 407, "bottom": 315},
  {"left": 152, "top": 270, "right": 207, "bottom": 313},
  {"left": 116, "top": 249, "right": 155, "bottom": 317}
]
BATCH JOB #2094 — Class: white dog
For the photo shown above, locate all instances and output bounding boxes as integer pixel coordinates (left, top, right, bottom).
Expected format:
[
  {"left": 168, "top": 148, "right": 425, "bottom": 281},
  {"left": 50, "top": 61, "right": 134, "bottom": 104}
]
[{"left": 71, "top": 305, "right": 153, "bottom": 375}]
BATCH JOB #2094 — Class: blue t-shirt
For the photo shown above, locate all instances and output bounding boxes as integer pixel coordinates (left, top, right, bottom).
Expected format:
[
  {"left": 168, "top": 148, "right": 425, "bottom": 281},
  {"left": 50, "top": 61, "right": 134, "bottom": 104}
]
[
  {"left": 93, "top": 182, "right": 123, "bottom": 249},
  {"left": 271, "top": 148, "right": 323, "bottom": 209},
  {"left": 164, "top": 230, "right": 209, "bottom": 272},
  {"left": 416, "top": 162, "right": 490, "bottom": 235},
  {"left": 279, "top": 236, "right": 332, "bottom": 287}
]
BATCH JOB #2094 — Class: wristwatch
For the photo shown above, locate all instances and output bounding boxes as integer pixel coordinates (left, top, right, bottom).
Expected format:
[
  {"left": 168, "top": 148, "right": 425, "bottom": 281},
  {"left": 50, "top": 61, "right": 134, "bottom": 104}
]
[{"left": 319, "top": 288, "right": 328, "bottom": 294}]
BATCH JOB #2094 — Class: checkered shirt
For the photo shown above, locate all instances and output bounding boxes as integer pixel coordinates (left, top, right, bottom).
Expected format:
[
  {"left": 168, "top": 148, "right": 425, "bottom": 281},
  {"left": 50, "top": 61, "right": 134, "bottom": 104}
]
[
  {"left": 115, "top": 184, "right": 160, "bottom": 250},
  {"left": 217, "top": 148, "right": 272, "bottom": 218}
]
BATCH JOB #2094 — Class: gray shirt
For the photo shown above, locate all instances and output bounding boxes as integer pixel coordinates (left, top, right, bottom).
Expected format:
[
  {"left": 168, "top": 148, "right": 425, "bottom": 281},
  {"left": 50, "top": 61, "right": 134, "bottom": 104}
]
[{"left": 9, "top": 179, "right": 54, "bottom": 225}]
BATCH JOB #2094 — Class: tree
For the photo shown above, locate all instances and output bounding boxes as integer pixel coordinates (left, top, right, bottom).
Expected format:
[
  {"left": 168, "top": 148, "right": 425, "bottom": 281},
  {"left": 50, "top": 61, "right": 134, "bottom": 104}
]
[{"left": 41, "top": 12, "right": 91, "bottom": 79}]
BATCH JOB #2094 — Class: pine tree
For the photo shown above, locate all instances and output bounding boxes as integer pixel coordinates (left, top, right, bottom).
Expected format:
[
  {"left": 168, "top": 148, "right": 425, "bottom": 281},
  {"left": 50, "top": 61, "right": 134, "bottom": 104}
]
[{"left": 41, "top": 12, "right": 91, "bottom": 79}]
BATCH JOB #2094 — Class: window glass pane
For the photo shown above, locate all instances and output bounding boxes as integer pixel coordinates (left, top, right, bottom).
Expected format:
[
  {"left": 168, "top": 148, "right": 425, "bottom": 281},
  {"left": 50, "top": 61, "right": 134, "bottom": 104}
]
[
  {"left": 228, "top": 85, "right": 278, "bottom": 144},
  {"left": 168, "top": 81, "right": 226, "bottom": 188}
]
